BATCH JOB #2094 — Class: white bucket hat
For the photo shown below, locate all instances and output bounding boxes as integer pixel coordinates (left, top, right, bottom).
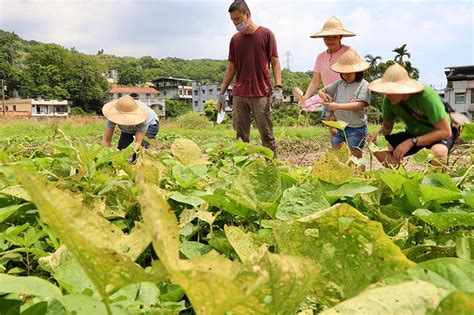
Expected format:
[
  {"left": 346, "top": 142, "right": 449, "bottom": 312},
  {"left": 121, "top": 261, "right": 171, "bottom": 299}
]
[
  {"left": 310, "top": 16, "right": 356, "bottom": 38},
  {"left": 368, "top": 63, "right": 424, "bottom": 94},
  {"left": 102, "top": 95, "right": 148, "bottom": 125}
]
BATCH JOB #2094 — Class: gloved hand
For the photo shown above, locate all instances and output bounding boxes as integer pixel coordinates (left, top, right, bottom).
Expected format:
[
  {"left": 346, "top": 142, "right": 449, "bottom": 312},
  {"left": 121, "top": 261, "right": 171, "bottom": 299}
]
[
  {"left": 217, "top": 93, "right": 226, "bottom": 112},
  {"left": 270, "top": 87, "right": 283, "bottom": 108},
  {"left": 128, "top": 152, "right": 138, "bottom": 165}
]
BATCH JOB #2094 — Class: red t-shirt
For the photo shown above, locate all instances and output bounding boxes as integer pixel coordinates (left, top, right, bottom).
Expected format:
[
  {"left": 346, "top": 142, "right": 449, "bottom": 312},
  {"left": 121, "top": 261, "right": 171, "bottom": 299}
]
[{"left": 228, "top": 26, "right": 278, "bottom": 97}]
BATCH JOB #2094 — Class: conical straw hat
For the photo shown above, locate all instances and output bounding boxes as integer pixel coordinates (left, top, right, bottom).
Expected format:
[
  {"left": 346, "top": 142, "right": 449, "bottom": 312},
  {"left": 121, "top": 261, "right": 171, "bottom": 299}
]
[
  {"left": 368, "top": 63, "right": 424, "bottom": 94},
  {"left": 102, "top": 95, "right": 148, "bottom": 125},
  {"left": 310, "top": 16, "right": 356, "bottom": 38},
  {"left": 330, "top": 50, "right": 369, "bottom": 73}
]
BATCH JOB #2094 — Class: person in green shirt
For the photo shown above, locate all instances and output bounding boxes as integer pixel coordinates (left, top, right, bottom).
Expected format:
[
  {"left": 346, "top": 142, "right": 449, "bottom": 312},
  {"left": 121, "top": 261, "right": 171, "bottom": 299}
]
[{"left": 368, "top": 63, "right": 455, "bottom": 167}]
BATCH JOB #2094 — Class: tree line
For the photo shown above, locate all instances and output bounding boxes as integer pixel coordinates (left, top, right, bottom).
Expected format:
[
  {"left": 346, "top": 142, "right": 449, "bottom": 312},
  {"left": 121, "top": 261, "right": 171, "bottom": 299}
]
[{"left": 0, "top": 30, "right": 418, "bottom": 113}]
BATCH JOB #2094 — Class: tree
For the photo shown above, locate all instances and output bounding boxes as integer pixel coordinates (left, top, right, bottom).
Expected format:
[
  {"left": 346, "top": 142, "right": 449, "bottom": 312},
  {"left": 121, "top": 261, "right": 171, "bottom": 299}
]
[
  {"left": 118, "top": 65, "right": 144, "bottom": 85},
  {"left": 139, "top": 56, "right": 158, "bottom": 69},
  {"left": 365, "top": 54, "right": 382, "bottom": 69},
  {"left": 392, "top": 44, "right": 411, "bottom": 66},
  {"left": 0, "top": 30, "right": 21, "bottom": 65}
]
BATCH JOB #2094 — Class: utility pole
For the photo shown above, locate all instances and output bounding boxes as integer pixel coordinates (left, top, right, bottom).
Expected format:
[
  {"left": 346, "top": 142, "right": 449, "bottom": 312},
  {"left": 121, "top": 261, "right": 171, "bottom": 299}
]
[
  {"left": 1, "top": 79, "right": 5, "bottom": 116},
  {"left": 285, "top": 51, "right": 292, "bottom": 71}
]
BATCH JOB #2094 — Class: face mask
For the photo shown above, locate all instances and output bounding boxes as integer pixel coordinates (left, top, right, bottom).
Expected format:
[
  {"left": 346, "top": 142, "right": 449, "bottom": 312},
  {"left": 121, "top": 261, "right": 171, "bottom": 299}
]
[{"left": 236, "top": 21, "right": 248, "bottom": 32}]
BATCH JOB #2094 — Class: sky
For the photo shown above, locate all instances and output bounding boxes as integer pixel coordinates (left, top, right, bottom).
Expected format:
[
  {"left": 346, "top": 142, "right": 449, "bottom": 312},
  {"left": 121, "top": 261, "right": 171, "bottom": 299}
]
[{"left": 1, "top": 0, "right": 473, "bottom": 89}]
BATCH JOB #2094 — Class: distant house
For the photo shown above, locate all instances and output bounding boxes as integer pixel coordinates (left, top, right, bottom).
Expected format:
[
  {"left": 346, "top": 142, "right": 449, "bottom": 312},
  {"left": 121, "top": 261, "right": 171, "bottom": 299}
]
[
  {"left": 104, "top": 69, "right": 118, "bottom": 84},
  {"left": 152, "top": 77, "right": 193, "bottom": 102},
  {"left": 444, "top": 65, "right": 474, "bottom": 119},
  {"left": 1, "top": 98, "right": 70, "bottom": 118},
  {"left": 106, "top": 86, "right": 164, "bottom": 116},
  {"left": 191, "top": 82, "right": 232, "bottom": 113}
]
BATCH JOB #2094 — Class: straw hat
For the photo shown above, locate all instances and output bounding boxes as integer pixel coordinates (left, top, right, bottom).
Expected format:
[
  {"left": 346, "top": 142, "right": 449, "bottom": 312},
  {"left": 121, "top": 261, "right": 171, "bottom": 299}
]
[
  {"left": 330, "top": 50, "right": 369, "bottom": 73},
  {"left": 368, "top": 63, "right": 424, "bottom": 94},
  {"left": 310, "top": 16, "right": 356, "bottom": 38},
  {"left": 102, "top": 95, "right": 148, "bottom": 125}
]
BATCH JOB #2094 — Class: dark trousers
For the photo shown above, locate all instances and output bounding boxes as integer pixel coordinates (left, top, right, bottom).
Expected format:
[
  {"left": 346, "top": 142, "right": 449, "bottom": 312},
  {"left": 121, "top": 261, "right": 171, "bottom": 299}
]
[
  {"left": 385, "top": 127, "right": 458, "bottom": 156},
  {"left": 117, "top": 121, "right": 159, "bottom": 150},
  {"left": 232, "top": 96, "right": 277, "bottom": 156}
]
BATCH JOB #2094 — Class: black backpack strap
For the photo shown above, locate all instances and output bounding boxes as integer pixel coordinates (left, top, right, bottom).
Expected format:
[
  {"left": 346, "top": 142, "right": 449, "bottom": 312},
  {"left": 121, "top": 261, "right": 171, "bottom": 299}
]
[{"left": 399, "top": 102, "right": 432, "bottom": 127}]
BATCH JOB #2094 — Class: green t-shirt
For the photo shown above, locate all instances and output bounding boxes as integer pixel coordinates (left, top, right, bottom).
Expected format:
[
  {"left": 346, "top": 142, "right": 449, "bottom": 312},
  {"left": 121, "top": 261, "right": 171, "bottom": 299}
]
[{"left": 382, "top": 85, "right": 449, "bottom": 136}]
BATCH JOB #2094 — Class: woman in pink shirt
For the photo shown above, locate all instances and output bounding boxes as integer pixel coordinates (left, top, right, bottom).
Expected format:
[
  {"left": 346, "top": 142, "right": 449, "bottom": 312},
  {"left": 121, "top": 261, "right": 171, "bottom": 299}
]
[{"left": 301, "top": 16, "right": 355, "bottom": 132}]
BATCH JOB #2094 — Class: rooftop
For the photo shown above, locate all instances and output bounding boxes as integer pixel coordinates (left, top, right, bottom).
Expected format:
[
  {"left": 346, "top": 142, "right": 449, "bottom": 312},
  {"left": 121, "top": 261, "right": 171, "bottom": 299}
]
[
  {"left": 444, "top": 65, "right": 474, "bottom": 81},
  {"left": 107, "top": 87, "right": 159, "bottom": 94}
]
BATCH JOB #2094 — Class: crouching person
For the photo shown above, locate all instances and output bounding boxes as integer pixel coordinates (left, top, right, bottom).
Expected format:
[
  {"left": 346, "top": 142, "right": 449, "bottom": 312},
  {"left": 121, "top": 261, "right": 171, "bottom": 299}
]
[
  {"left": 368, "top": 63, "right": 455, "bottom": 167},
  {"left": 101, "top": 95, "right": 159, "bottom": 163}
]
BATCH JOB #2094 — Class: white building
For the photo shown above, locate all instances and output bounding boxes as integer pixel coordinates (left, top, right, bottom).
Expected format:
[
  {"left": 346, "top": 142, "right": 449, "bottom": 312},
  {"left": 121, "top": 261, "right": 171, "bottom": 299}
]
[
  {"left": 444, "top": 65, "right": 474, "bottom": 119},
  {"left": 106, "top": 87, "right": 164, "bottom": 116},
  {"left": 191, "top": 82, "right": 232, "bottom": 113},
  {"left": 31, "top": 99, "right": 70, "bottom": 117}
]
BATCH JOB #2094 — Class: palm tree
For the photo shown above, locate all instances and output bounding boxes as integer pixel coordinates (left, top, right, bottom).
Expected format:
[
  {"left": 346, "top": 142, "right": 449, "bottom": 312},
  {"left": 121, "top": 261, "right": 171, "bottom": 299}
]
[
  {"left": 392, "top": 44, "right": 411, "bottom": 66},
  {"left": 364, "top": 54, "right": 382, "bottom": 69},
  {"left": 364, "top": 54, "right": 382, "bottom": 81}
]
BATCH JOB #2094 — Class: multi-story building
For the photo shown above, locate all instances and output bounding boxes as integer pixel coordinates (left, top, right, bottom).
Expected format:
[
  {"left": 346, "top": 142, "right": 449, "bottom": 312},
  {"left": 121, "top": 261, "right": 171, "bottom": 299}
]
[
  {"left": 106, "top": 87, "right": 164, "bottom": 116},
  {"left": 1, "top": 98, "right": 71, "bottom": 118},
  {"left": 191, "top": 82, "right": 233, "bottom": 113},
  {"left": 152, "top": 77, "right": 193, "bottom": 102},
  {"left": 444, "top": 65, "right": 474, "bottom": 119}
]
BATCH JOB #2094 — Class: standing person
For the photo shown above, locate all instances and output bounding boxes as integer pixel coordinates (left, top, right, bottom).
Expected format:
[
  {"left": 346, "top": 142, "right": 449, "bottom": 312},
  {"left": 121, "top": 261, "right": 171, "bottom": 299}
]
[
  {"left": 317, "top": 50, "right": 370, "bottom": 158},
  {"left": 217, "top": 0, "right": 283, "bottom": 158},
  {"left": 302, "top": 16, "right": 355, "bottom": 135},
  {"left": 368, "top": 63, "right": 454, "bottom": 167},
  {"left": 101, "top": 95, "right": 159, "bottom": 163}
]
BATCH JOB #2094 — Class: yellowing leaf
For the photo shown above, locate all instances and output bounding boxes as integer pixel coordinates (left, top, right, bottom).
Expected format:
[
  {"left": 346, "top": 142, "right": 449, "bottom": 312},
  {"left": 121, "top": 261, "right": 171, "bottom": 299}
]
[
  {"left": 321, "top": 280, "right": 450, "bottom": 315},
  {"left": 272, "top": 203, "right": 415, "bottom": 306},
  {"left": 227, "top": 160, "right": 281, "bottom": 217},
  {"left": 312, "top": 154, "right": 354, "bottom": 185},
  {"left": 137, "top": 179, "right": 319, "bottom": 315},
  {"left": 323, "top": 120, "right": 348, "bottom": 130},
  {"left": 171, "top": 138, "right": 210, "bottom": 166},
  {"left": 13, "top": 167, "right": 159, "bottom": 301}
]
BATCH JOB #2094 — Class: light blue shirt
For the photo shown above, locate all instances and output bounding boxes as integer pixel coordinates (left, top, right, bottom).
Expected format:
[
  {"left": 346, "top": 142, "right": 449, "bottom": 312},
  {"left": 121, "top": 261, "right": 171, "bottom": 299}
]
[{"left": 106, "top": 101, "right": 158, "bottom": 134}]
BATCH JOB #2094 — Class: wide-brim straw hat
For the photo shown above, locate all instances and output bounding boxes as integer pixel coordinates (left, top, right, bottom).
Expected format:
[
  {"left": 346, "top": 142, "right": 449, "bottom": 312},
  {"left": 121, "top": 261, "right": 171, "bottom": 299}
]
[
  {"left": 310, "top": 16, "right": 356, "bottom": 38},
  {"left": 102, "top": 95, "right": 148, "bottom": 125},
  {"left": 368, "top": 63, "right": 424, "bottom": 94},
  {"left": 331, "top": 50, "right": 369, "bottom": 73}
]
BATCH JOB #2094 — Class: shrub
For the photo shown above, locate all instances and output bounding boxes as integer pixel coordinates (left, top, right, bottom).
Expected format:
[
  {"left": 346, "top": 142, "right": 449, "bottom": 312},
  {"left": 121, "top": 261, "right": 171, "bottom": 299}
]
[
  {"left": 70, "top": 106, "right": 88, "bottom": 116},
  {"left": 165, "top": 99, "right": 193, "bottom": 119},
  {"left": 176, "top": 111, "right": 212, "bottom": 129},
  {"left": 272, "top": 103, "right": 322, "bottom": 126},
  {"left": 204, "top": 100, "right": 218, "bottom": 121}
]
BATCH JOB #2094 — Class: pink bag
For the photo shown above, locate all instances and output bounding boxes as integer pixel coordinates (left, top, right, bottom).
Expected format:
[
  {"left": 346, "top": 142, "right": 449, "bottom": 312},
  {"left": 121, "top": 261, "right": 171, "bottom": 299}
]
[
  {"left": 301, "top": 95, "right": 324, "bottom": 112},
  {"left": 292, "top": 87, "right": 324, "bottom": 112}
]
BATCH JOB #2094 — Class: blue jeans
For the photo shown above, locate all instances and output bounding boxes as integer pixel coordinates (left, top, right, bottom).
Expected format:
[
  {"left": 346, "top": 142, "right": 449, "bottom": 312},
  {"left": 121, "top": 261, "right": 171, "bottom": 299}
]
[{"left": 331, "top": 125, "right": 367, "bottom": 149}]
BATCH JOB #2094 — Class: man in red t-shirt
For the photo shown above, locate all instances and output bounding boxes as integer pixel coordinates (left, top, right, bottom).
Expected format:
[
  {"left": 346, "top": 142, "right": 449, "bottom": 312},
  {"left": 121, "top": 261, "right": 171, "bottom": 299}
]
[{"left": 217, "top": 0, "right": 282, "bottom": 157}]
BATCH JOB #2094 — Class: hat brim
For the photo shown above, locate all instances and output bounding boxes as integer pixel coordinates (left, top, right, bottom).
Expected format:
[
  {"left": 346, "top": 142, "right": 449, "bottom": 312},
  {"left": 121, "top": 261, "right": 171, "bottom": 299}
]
[
  {"left": 102, "top": 99, "right": 148, "bottom": 125},
  {"left": 310, "top": 29, "right": 356, "bottom": 38},
  {"left": 368, "top": 79, "right": 424, "bottom": 94},
  {"left": 331, "top": 61, "right": 370, "bottom": 73}
]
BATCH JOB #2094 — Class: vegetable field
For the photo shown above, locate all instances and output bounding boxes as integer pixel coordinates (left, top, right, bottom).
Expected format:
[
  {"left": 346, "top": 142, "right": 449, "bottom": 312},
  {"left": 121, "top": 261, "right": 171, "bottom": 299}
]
[{"left": 0, "top": 119, "right": 473, "bottom": 314}]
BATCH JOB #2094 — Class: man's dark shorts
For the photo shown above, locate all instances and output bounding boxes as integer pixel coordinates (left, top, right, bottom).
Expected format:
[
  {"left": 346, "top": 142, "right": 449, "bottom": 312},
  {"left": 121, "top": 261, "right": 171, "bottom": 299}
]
[{"left": 385, "top": 128, "right": 458, "bottom": 156}]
